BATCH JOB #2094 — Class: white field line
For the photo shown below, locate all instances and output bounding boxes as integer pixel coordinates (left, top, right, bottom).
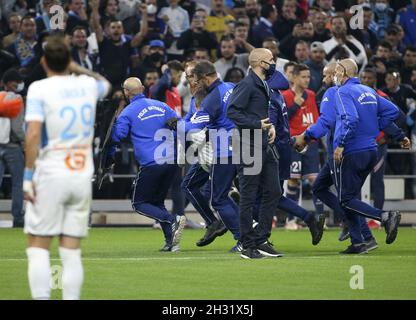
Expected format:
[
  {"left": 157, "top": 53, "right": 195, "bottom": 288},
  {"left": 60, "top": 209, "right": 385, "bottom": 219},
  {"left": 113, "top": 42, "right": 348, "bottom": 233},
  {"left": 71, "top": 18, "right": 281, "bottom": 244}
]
[{"left": 0, "top": 255, "right": 415, "bottom": 262}]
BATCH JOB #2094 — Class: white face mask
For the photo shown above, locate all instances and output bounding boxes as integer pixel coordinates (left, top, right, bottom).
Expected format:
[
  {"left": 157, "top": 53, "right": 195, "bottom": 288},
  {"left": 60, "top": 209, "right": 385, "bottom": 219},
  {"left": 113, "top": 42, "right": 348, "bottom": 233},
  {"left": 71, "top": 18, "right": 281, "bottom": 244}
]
[
  {"left": 16, "top": 82, "right": 24, "bottom": 92},
  {"left": 147, "top": 4, "right": 157, "bottom": 15},
  {"left": 375, "top": 3, "right": 387, "bottom": 11},
  {"left": 333, "top": 75, "right": 342, "bottom": 87}
]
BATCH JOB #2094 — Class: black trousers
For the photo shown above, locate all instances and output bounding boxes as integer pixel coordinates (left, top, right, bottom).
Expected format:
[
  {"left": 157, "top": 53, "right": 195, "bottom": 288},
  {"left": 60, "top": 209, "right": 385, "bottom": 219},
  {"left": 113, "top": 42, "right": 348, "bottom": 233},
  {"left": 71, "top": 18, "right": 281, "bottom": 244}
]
[{"left": 237, "top": 145, "right": 281, "bottom": 249}]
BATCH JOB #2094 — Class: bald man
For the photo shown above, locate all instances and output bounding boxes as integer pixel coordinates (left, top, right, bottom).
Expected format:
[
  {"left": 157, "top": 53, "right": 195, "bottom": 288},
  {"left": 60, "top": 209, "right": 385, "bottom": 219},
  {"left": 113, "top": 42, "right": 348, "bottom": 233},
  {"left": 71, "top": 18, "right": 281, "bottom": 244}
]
[
  {"left": 294, "top": 62, "right": 378, "bottom": 249},
  {"left": 227, "top": 48, "right": 282, "bottom": 259},
  {"left": 331, "top": 59, "right": 408, "bottom": 253},
  {"left": 111, "top": 77, "right": 186, "bottom": 252}
]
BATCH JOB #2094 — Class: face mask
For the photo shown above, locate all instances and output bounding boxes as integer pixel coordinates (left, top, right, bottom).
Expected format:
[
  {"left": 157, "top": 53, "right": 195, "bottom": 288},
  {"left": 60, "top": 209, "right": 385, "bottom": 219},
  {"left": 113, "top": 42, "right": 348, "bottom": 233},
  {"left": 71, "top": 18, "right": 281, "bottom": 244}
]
[
  {"left": 16, "top": 82, "right": 24, "bottom": 92},
  {"left": 262, "top": 61, "right": 276, "bottom": 80},
  {"left": 150, "top": 52, "right": 163, "bottom": 62},
  {"left": 333, "top": 75, "right": 343, "bottom": 87},
  {"left": 147, "top": 4, "right": 157, "bottom": 15},
  {"left": 375, "top": 3, "right": 387, "bottom": 11}
]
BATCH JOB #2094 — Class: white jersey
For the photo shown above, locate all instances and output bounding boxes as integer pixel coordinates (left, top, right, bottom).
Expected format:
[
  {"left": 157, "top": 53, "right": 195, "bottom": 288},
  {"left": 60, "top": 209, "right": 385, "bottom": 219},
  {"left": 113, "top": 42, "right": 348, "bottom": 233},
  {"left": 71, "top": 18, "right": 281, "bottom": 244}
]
[{"left": 25, "top": 75, "right": 109, "bottom": 176}]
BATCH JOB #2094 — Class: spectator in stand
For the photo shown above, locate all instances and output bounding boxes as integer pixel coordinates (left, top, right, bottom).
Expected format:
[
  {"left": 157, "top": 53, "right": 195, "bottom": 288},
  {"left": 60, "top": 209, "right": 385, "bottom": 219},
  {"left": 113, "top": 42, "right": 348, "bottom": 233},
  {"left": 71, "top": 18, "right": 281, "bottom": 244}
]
[
  {"left": 66, "top": 0, "right": 90, "bottom": 34},
  {"left": 323, "top": 16, "right": 368, "bottom": 72},
  {"left": 305, "top": 41, "right": 327, "bottom": 93},
  {"left": 3, "top": 14, "right": 22, "bottom": 48},
  {"left": 273, "top": 0, "right": 301, "bottom": 41},
  {"left": 35, "top": 0, "right": 61, "bottom": 35},
  {"left": 99, "top": 0, "right": 120, "bottom": 29},
  {"left": 223, "top": 66, "right": 245, "bottom": 84},
  {"left": 284, "top": 60, "right": 298, "bottom": 87},
  {"left": 6, "top": 15, "right": 40, "bottom": 77},
  {"left": 134, "top": 39, "right": 166, "bottom": 81},
  {"left": 251, "top": 4, "right": 277, "bottom": 48},
  {"left": 194, "top": 47, "right": 210, "bottom": 61},
  {"left": 70, "top": 26, "right": 97, "bottom": 71},
  {"left": 90, "top": 0, "right": 148, "bottom": 87},
  {"left": 382, "top": 69, "right": 416, "bottom": 199},
  {"left": 314, "top": 0, "right": 336, "bottom": 17},
  {"left": 0, "top": 69, "right": 26, "bottom": 228},
  {"left": 350, "top": 6, "right": 378, "bottom": 55},
  {"left": 177, "top": 8, "right": 218, "bottom": 56},
  {"left": 309, "top": 8, "right": 331, "bottom": 43},
  {"left": 233, "top": 21, "right": 254, "bottom": 54},
  {"left": 214, "top": 35, "right": 250, "bottom": 79},
  {"left": 374, "top": 40, "right": 401, "bottom": 69},
  {"left": 143, "top": 68, "right": 159, "bottom": 97},
  {"left": 385, "top": 24, "right": 406, "bottom": 57},
  {"left": 123, "top": 0, "right": 168, "bottom": 44},
  {"left": 401, "top": 46, "right": 416, "bottom": 85},
  {"left": 398, "top": 0, "right": 416, "bottom": 47},
  {"left": 262, "top": 37, "right": 289, "bottom": 73},
  {"left": 371, "top": 0, "right": 395, "bottom": 39},
  {"left": 411, "top": 68, "right": 416, "bottom": 90},
  {"left": 244, "top": 0, "right": 260, "bottom": 43},
  {"left": 280, "top": 21, "right": 314, "bottom": 61},
  {"left": 294, "top": 40, "right": 310, "bottom": 64},
  {"left": 206, "top": 0, "right": 235, "bottom": 42}
]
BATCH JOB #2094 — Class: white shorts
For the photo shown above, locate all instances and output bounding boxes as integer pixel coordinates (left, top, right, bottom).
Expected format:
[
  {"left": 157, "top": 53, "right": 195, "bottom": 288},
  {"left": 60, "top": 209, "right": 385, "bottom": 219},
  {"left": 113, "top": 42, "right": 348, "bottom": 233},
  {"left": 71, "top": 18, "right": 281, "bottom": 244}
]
[{"left": 24, "top": 171, "right": 92, "bottom": 238}]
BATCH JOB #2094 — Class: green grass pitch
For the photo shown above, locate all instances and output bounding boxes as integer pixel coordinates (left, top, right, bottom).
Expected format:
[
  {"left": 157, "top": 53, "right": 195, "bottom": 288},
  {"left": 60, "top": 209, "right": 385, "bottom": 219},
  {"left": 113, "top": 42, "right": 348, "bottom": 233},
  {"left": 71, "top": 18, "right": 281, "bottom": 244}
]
[{"left": 1, "top": 227, "right": 415, "bottom": 299}]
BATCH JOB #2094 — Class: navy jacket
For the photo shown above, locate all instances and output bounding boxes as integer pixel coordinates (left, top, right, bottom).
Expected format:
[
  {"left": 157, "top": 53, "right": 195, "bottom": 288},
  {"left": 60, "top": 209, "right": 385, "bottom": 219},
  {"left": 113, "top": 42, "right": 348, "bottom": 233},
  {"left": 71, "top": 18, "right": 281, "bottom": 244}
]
[{"left": 227, "top": 69, "right": 271, "bottom": 147}]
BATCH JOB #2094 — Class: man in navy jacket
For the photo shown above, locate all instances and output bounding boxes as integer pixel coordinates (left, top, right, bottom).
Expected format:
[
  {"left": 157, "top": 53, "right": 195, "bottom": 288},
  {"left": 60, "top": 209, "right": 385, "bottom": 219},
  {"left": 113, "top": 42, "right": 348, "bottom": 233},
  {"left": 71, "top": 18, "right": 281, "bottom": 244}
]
[{"left": 227, "top": 48, "right": 281, "bottom": 259}]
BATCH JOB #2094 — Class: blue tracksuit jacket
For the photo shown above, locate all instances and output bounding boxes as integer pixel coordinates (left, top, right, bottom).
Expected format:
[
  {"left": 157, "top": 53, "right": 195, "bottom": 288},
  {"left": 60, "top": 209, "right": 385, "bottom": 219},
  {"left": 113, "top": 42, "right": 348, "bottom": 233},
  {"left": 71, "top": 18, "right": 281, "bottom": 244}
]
[
  {"left": 111, "top": 94, "right": 179, "bottom": 167},
  {"left": 333, "top": 78, "right": 400, "bottom": 155}
]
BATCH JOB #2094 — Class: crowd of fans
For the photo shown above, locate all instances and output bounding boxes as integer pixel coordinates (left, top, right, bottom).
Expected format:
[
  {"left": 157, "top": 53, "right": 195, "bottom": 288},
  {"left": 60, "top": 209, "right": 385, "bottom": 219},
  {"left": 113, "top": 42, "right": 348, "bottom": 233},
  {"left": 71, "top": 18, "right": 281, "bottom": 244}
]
[{"left": 0, "top": 0, "right": 415, "bottom": 203}]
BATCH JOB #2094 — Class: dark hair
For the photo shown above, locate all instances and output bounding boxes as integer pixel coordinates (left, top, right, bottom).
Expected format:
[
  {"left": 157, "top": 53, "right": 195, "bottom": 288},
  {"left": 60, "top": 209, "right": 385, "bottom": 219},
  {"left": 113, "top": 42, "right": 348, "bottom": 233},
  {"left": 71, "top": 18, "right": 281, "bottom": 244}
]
[
  {"left": 43, "top": 36, "right": 71, "bottom": 72},
  {"left": 361, "top": 67, "right": 377, "bottom": 77},
  {"left": 220, "top": 34, "right": 235, "bottom": 43},
  {"left": 386, "top": 68, "right": 401, "bottom": 78},
  {"left": 261, "top": 4, "right": 275, "bottom": 19},
  {"left": 100, "top": 0, "right": 119, "bottom": 14},
  {"left": 404, "top": 46, "right": 416, "bottom": 54},
  {"left": 2, "top": 68, "right": 23, "bottom": 84},
  {"left": 262, "top": 37, "right": 278, "bottom": 44},
  {"left": 145, "top": 68, "right": 159, "bottom": 75},
  {"left": 195, "top": 47, "right": 209, "bottom": 54},
  {"left": 378, "top": 40, "right": 393, "bottom": 51},
  {"left": 284, "top": 61, "right": 298, "bottom": 72},
  {"left": 20, "top": 14, "right": 35, "bottom": 25},
  {"left": 224, "top": 67, "right": 245, "bottom": 83},
  {"left": 105, "top": 18, "right": 122, "bottom": 29},
  {"left": 234, "top": 21, "right": 248, "bottom": 29},
  {"left": 71, "top": 25, "right": 88, "bottom": 35},
  {"left": 194, "top": 60, "right": 217, "bottom": 79},
  {"left": 167, "top": 60, "right": 184, "bottom": 72},
  {"left": 293, "top": 63, "right": 310, "bottom": 75}
]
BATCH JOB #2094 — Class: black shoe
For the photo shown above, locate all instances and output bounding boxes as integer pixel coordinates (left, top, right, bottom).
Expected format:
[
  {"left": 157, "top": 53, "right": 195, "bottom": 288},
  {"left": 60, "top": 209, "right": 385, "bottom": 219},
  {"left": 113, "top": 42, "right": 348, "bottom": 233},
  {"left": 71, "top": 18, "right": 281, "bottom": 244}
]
[
  {"left": 240, "top": 248, "right": 265, "bottom": 259},
  {"left": 338, "top": 225, "right": 350, "bottom": 241},
  {"left": 340, "top": 243, "right": 368, "bottom": 254},
  {"left": 383, "top": 211, "right": 401, "bottom": 244},
  {"left": 159, "top": 243, "right": 172, "bottom": 252},
  {"left": 365, "top": 238, "right": 378, "bottom": 251},
  {"left": 256, "top": 241, "right": 283, "bottom": 257},
  {"left": 196, "top": 220, "right": 227, "bottom": 247},
  {"left": 13, "top": 221, "right": 24, "bottom": 228},
  {"left": 307, "top": 214, "right": 325, "bottom": 246}
]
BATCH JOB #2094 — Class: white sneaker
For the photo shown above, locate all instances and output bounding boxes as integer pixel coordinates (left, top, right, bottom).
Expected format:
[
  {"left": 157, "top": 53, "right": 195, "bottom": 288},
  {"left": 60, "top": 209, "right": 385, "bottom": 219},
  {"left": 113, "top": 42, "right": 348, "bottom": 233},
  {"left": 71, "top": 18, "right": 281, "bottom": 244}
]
[
  {"left": 172, "top": 215, "right": 187, "bottom": 246},
  {"left": 285, "top": 218, "right": 300, "bottom": 231},
  {"left": 171, "top": 245, "right": 180, "bottom": 252}
]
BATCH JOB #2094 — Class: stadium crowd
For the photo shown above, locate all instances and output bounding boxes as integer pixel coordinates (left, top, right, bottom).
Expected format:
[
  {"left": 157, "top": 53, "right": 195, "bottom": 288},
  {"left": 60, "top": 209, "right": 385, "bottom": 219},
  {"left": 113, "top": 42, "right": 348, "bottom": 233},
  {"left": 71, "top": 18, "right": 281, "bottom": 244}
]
[{"left": 0, "top": 0, "right": 416, "bottom": 230}]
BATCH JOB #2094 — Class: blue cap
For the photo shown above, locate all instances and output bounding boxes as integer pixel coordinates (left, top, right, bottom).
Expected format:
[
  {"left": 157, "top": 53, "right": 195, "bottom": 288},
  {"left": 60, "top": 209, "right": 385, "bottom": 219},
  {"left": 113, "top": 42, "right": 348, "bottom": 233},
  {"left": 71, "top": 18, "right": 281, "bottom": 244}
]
[{"left": 149, "top": 40, "right": 165, "bottom": 48}]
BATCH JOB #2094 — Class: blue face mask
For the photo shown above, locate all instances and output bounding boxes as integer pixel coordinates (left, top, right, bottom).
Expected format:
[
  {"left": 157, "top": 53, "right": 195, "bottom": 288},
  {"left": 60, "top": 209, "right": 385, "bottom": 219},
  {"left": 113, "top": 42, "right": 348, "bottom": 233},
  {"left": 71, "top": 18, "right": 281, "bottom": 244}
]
[{"left": 262, "top": 61, "right": 276, "bottom": 80}]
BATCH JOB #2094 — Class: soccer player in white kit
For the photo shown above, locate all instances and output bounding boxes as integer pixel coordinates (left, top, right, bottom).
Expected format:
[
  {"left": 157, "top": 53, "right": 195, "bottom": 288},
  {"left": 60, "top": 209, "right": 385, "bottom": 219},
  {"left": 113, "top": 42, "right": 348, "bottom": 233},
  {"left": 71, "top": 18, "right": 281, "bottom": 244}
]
[{"left": 23, "top": 36, "right": 111, "bottom": 300}]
